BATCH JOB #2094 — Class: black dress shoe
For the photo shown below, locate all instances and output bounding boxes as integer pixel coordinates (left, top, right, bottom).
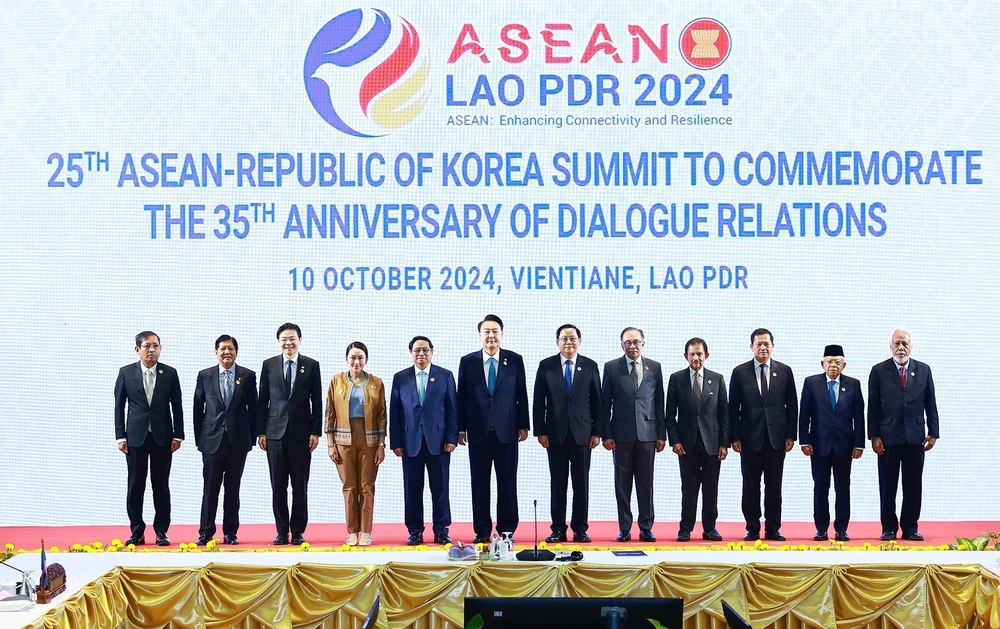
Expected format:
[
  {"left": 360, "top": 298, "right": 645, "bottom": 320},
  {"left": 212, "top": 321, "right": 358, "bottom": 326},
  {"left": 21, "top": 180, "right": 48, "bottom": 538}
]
[
  {"left": 616, "top": 531, "right": 631, "bottom": 542},
  {"left": 901, "top": 532, "right": 924, "bottom": 541},
  {"left": 223, "top": 534, "right": 239, "bottom": 545},
  {"left": 472, "top": 534, "right": 490, "bottom": 544},
  {"left": 572, "top": 532, "right": 592, "bottom": 543},
  {"left": 273, "top": 534, "right": 289, "bottom": 545},
  {"left": 744, "top": 531, "right": 760, "bottom": 541},
  {"left": 813, "top": 531, "right": 828, "bottom": 541},
  {"left": 125, "top": 535, "right": 145, "bottom": 546},
  {"left": 764, "top": 530, "right": 785, "bottom": 542},
  {"left": 406, "top": 534, "right": 424, "bottom": 546},
  {"left": 545, "top": 532, "right": 567, "bottom": 543},
  {"left": 291, "top": 535, "right": 306, "bottom": 545},
  {"left": 702, "top": 529, "right": 723, "bottom": 542},
  {"left": 676, "top": 531, "right": 691, "bottom": 542},
  {"left": 879, "top": 531, "right": 896, "bottom": 541},
  {"left": 434, "top": 533, "right": 452, "bottom": 545},
  {"left": 638, "top": 530, "right": 656, "bottom": 543},
  {"left": 155, "top": 533, "right": 170, "bottom": 546},
  {"left": 196, "top": 535, "right": 211, "bottom": 547},
  {"left": 835, "top": 532, "right": 850, "bottom": 542}
]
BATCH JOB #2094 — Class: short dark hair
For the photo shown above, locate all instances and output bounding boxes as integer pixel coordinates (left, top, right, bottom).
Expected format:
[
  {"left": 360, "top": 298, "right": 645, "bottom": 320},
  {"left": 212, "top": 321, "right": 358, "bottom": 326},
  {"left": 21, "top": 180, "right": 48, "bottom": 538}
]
[
  {"left": 685, "top": 337, "right": 708, "bottom": 354},
  {"left": 409, "top": 335, "right": 434, "bottom": 351},
  {"left": 620, "top": 327, "right": 644, "bottom": 341},
  {"left": 135, "top": 331, "right": 159, "bottom": 347},
  {"left": 556, "top": 324, "right": 581, "bottom": 339},
  {"left": 276, "top": 323, "right": 302, "bottom": 339},
  {"left": 215, "top": 334, "right": 238, "bottom": 352},
  {"left": 750, "top": 328, "right": 774, "bottom": 344},
  {"left": 346, "top": 341, "right": 369, "bottom": 359},
  {"left": 478, "top": 314, "right": 504, "bottom": 332}
]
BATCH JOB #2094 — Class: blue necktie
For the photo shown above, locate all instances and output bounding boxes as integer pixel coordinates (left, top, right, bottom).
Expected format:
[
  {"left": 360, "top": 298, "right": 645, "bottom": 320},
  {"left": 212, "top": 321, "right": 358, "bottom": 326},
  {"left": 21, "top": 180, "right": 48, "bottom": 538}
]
[
  {"left": 418, "top": 371, "right": 427, "bottom": 405},
  {"left": 564, "top": 360, "right": 573, "bottom": 394},
  {"left": 487, "top": 357, "right": 497, "bottom": 395},
  {"left": 828, "top": 380, "right": 837, "bottom": 410},
  {"left": 285, "top": 360, "right": 293, "bottom": 397},
  {"left": 223, "top": 370, "right": 233, "bottom": 406}
]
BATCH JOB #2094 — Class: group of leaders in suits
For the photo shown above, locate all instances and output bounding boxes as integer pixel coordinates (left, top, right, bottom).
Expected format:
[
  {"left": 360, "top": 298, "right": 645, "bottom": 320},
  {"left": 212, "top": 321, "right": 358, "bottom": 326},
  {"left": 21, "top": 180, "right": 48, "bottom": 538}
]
[{"left": 114, "top": 320, "right": 939, "bottom": 547}]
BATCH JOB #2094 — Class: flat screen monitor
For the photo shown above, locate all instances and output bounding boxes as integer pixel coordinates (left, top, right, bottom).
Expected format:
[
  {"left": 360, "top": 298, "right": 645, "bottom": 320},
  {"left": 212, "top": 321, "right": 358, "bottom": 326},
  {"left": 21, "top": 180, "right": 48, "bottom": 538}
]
[
  {"left": 361, "top": 594, "right": 380, "bottom": 629},
  {"left": 721, "top": 600, "right": 752, "bottom": 629},
  {"left": 464, "top": 597, "right": 683, "bottom": 628}
]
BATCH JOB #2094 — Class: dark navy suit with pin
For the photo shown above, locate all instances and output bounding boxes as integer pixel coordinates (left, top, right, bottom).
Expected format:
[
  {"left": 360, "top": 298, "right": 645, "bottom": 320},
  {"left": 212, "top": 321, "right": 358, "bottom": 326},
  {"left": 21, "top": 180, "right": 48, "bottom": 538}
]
[
  {"left": 798, "top": 373, "right": 865, "bottom": 534},
  {"left": 389, "top": 364, "right": 458, "bottom": 538},
  {"left": 457, "top": 349, "right": 529, "bottom": 538}
]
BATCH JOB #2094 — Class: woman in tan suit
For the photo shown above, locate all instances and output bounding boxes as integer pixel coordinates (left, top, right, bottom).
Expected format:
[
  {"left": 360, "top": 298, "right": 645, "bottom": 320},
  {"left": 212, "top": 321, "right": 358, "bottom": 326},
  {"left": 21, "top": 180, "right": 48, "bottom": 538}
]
[{"left": 326, "top": 341, "right": 386, "bottom": 546}]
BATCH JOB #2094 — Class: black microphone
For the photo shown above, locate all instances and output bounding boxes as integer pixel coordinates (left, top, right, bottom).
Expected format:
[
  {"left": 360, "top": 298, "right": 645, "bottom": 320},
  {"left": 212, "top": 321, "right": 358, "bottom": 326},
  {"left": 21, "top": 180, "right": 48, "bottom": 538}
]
[{"left": 516, "top": 499, "right": 555, "bottom": 561}]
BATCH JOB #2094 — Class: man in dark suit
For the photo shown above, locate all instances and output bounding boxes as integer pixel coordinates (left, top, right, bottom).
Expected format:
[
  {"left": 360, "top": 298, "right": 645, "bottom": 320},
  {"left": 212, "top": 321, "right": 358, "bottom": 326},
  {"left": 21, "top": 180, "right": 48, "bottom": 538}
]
[
  {"left": 257, "top": 322, "right": 323, "bottom": 545},
  {"left": 601, "top": 327, "right": 666, "bottom": 542},
  {"left": 868, "top": 329, "right": 939, "bottom": 541},
  {"left": 457, "top": 314, "right": 529, "bottom": 544},
  {"left": 799, "top": 344, "right": 865, "bottom": 542},
  {"left": 390, "top": 335, "right": 459, "bottom": 546},
  {"left": 193, "top": 335, "right": 258, "bottom": 546},
  {"left": 665, "top": 337, "right": 729, "bottom": 542},
  {"left": 729, "top": 328, "right": 797, "bottom": 541},
  {"left": 114, "top": 331, "right": 184, "bottom": 547},
  {"left": 532, "top": 324, "right": 602, "bottom": 543}
]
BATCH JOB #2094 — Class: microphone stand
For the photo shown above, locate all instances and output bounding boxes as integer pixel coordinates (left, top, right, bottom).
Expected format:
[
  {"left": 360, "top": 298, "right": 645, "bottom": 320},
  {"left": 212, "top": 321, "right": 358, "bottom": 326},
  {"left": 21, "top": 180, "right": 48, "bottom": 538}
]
[
  {"left": 516, "top": 499, "right": 555, "bottom": 561},
  {"left": 0, "top": 559, "right": 36, "bottom": 598}
]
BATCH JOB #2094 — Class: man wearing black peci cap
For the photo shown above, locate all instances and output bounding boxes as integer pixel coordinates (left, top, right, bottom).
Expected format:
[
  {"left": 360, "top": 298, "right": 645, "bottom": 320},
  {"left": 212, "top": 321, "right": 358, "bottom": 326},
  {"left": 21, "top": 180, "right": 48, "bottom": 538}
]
[{"left": 798, "top": 345, "right": 865, "bottom": 542}]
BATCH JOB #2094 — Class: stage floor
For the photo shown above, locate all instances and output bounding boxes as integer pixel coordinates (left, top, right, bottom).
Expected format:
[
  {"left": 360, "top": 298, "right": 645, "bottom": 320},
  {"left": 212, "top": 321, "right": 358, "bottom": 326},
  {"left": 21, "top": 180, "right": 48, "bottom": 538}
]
[{"left": 3, "top": 519, "right": 994, "bottom": 552}]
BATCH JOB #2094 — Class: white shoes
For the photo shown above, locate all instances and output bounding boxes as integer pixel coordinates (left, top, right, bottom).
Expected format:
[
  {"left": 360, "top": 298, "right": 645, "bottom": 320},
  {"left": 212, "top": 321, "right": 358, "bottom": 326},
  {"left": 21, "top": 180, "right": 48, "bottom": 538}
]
[
  {"left": 346, "top": 533, "right": 358, "bottom": 546},
  {"left": 359, "top": 532, "right": 373, "bottom": 546}
]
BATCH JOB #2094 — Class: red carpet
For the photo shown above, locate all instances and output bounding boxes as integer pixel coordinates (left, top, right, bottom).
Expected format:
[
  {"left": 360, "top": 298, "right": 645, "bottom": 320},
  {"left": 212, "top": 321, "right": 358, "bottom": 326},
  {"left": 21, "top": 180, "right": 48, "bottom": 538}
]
[{"left": 2, "top": 521, "right": 993, "bottom": 551}]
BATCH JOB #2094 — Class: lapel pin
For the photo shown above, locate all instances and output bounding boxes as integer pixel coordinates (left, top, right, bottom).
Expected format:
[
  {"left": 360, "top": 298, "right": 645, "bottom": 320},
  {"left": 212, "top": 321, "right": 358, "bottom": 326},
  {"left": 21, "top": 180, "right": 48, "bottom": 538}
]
[
  {"left": 338, "top": 388, "right": 344, "bottom": 396},
  {"left": 841, "top": 387, "right": 846, "bottom": 392},
  {"left": 707, "top": 379, "right": 712, "bottom": 384},
  {"left": 158, "top": 369, "right": 163, "bottom": 374},
  {"left": 577, "top": 367, "right": 582, "bottom": 372},
  {"left": 430, "top": 377, "right": 436, "bottom": 382},
  {"left": 910, "top": 372, "right": 915, "bottom": 377},
  {"left": 709, "top": 391, "right": 715, "bottom": 395},
  {"left": 299, "top": 367, "right": 305, "bottom": 373},
  {"left": 772, "top": 372, "right": 777, "bottom": 377},
  {"left": 236, "top": 378, "right": 242, "bottom": 385},
  {"left": 503, "top": 359, "right": 508, "bottom": 366}
]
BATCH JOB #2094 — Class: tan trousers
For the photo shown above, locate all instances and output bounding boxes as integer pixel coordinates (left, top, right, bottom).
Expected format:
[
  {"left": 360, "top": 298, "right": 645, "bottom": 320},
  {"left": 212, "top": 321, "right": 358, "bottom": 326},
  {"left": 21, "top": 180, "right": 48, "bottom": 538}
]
[{"left": 335, "top": 417, "right": 378, "bottom": 534}]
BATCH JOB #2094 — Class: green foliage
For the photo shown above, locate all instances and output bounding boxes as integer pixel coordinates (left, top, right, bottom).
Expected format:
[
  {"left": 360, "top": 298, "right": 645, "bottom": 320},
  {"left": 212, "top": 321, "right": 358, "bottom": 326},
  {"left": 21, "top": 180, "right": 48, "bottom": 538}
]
[{"left": 466, "top": 613, "right": 485, "bottom": 629}]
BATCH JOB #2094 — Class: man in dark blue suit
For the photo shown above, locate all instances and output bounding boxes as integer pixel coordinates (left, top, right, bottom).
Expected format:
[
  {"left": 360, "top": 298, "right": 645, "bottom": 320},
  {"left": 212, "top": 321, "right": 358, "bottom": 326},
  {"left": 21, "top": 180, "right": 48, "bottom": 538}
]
[
  {"left": 114, "top": 331, "right": 184, "bottom": 547},
  {"left": 798, "top": 344, "right": 864, "bottom": 542},
  {"left": 390, "top": 336, "right": 459, "bottom": 546},
  {"left": 532, "top": 324, "right": 602, "bottom": 543},
  {"left": 193, "top": 335, "right": 258, "bottom": 546},
  {"left": 257, "top": 323, "right": 323, "bottom": 545},
  {"left": 457, "top": 314, "right": 529, "bottom": 544},
  {"left": 868, "top": 329, "right": 939, "bottom": 541}
]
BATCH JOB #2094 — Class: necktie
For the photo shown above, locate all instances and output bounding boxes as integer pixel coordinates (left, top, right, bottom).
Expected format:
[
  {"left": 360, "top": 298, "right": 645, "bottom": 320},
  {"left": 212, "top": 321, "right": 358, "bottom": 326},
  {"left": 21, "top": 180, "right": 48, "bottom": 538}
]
[
  {"left": 418, "top": 371, "right": 427, "bottom": 405},
  {"left": 223, "top": 370, "right": 233, "bottom": 406},
  {"left": 828, "top": 380, "right": 837, "bottom": 410},
  {"left": 285, "top": 360, "right": 293, "bottom": 397},
  {"left": 693, "top": 371, "right": 703, "bottom": 400},
  {"left": 759, "top": 364, "right": 768, "bottom": 397},
  {"left": 630, "top": 360, "right": 639, "bottom": 389},
  {"left": 144, "top": 369, "right": 154, "bottom": 405},
  {"left": 564, "top": 360, "right": 573, "bottom": 394},
  {"left": 487, "top": 357, "right": 497, "bottom": 395},
  {"left": 899, "top": 366, "right": 907, "bottom": 388}
]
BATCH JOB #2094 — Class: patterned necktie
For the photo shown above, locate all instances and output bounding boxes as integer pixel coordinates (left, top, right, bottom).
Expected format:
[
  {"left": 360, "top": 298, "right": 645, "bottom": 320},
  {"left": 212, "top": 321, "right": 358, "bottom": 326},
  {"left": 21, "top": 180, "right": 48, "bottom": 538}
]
[
  {"left": 630, "top": 360, "right": 639, "bottom": 389},
  {"left": 144, "top": 369, "right": 154, "bottom": 405},
  {"left": 418, "top": 371, "right": 427, "bottom": 405},
  {"left": 828, "top": 380, "right": 837, "bottom": 410},
  {"left": 693, "top": 371, "right": 703, "bottom": 400},
  {"left": 223, "top": 370, "right": 233, "bottom": 406},
  {"left": 564, "top": 360, "right": 573, "bottom": 394},
  {"left": 899, "top": 366, "right": 907, "bottom": 388},
  {"left": 487, "top": 357, "right": 497, "bottom": 395},
  {"left": 759, "top": 364, "right": 768, "bottom": 397},
  {"left": 285, "top": 360, "right": 293, "bottom": 397}
]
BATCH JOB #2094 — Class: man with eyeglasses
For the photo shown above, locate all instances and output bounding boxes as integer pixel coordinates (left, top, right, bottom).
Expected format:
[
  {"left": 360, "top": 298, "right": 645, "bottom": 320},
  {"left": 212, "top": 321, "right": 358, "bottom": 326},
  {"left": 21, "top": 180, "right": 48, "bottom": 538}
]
[
  {"left": 389, "top": 336, "right": 459, "bottom": 546},
  {"left": 532, "top": 324, "right": 602, "bottom": 543},
  {"left": 601, "top": 327, "right": 666, "bottom": 542},
  {"left": 114, "top": 331, "right": 184, "bottom": 547},
  {"left": 457, "top": 314, "right": 529, "bottom": 544},
  {"left": 798, "top": 345, "right": 864, "bottom": 542}
]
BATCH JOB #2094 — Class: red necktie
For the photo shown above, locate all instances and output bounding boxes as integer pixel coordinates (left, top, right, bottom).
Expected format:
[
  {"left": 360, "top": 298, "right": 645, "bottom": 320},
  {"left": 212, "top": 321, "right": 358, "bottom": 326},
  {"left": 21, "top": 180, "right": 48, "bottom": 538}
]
[{"left": 899, "top": 366, "right": 907, "bottom": 388}]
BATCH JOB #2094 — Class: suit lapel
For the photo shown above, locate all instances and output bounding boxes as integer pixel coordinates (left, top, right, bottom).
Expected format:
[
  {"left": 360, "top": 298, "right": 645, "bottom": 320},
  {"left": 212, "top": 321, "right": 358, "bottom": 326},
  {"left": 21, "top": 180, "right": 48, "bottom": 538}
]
[
  {"left": 149, "top": 364, "right": 165, "bottom": 405},
  {"left": 132, "top": 363, "right": 150, "bottom": 409},
  {"left": 888, "top": 360, "right": 905, "bottom": 390},
  {"left": 619, "top": 357, "right": 636, "bottom": 396},
  {"left": 694, "top": 371, "right": 709, "bottom": 411},
  {"left": 747, "top": 362, "right": 764, "bottom": 402},
  {"left": 210, "top": 367, "right": 223, "bottom": 409}
]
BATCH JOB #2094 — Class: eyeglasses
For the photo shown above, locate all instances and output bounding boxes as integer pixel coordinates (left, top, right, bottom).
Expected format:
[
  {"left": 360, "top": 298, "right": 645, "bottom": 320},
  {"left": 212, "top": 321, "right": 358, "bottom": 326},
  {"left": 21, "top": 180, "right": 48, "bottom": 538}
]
[
  {"left": 558, "top": 337, "right": 579, "bottom": 344},
  {"left": 480, "top": 329, "right": 503, "bottom": 338},
  {"left": 622, "top": 339, "right": 644, "bottom": 347},
  {"left": 411, "top": 348, "right": 432, "bottom": 355}
]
